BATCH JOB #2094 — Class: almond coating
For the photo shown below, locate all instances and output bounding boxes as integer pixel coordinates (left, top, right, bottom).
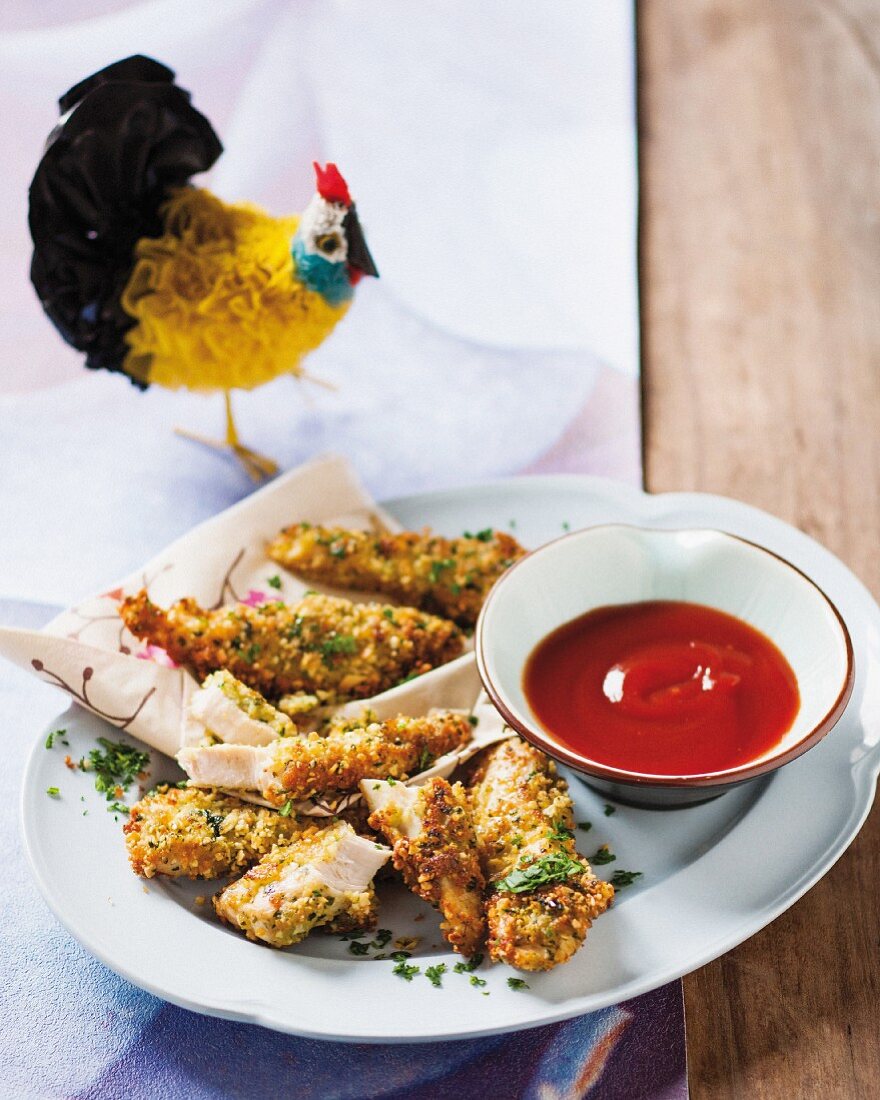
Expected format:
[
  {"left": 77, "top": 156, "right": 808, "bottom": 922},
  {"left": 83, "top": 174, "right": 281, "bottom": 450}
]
[
  {"left": 366, "top": 777, "right": 486, "bottom": 956},
  {"left": 119, "top": 589, "right": 463, "bottom": 701},
  {"left": 124, "top": 784, "right": 303, "bottom": 879},
  {"left": 267, "top": 523, "right": 526, "bottom": 627},
  {"left": 467, "top": 737, "right": 614, "bottom": 972}
]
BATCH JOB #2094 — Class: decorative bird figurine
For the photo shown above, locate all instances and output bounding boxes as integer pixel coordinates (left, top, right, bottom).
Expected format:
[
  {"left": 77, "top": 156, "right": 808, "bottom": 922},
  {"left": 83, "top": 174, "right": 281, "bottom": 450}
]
[{"left": 28, "top": 55, "right": 378, "bottom": 480}]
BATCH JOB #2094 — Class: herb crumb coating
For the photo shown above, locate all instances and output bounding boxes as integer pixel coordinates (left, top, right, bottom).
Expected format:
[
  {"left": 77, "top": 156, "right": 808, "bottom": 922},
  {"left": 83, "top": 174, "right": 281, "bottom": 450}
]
[
  {"left": 213, "top": 820, "right": 390, "bottom": 947},
  {"left": 119, "top": 589, "right": 463, "bottom": 701},
  {"left": 266, "top": 523, "right": 526, "bottom": 627},
  {"left": 124, "top": 784, "right": 303, "bottom": 879},
  {"left": 363, "top": 777, "right": 486, "bottom": 956},
  {"left": 467, "top": 738, "right": 614, "bottom": 972},
  {"left": 178, "top": 711, "right": 474, "bottom": 807}
]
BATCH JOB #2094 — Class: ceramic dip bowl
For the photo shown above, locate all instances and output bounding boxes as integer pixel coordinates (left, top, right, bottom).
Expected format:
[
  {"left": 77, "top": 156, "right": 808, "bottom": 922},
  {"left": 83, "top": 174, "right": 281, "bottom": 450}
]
[{"left": 476, "top": 525, "right": 855, "bottom": 808}]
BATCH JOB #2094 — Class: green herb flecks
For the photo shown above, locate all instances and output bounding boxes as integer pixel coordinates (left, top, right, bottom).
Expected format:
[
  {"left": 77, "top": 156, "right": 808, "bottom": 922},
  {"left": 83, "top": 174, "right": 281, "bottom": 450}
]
[
  {"left": 469, "top": 974, "right": 487, "bottom": 988},
  {"left": 267, "top": 574, "right": 282, "bottom": 590},
  {"left": 348, "top": 940, "right": 371, "bottom": 957},
  {"left": 547, "top": 819, "right": 574, "bottom": 844},
  {"left": 45, "top": 728, "right": 68, "bottom": 749},
  {"left": 320, "top": 634, "right": 358, "bottom": 666},
  {"left": 392, "top": 958, "right": 420, "bottom": 981},
  {"left": 603, "top": 803, "right": 616, "bottom": 817},
  {"left": 610, "top": 870, "right": 643, "bottom": 889},
  {"left": 495, "top": 852, "right": 585, "bottom": 894},
  {"left": 278, "top": 800, "right": 294, "bottom": 817},
  {"left": 79, "top": 737, "right": 150, "bottom": 813},
  {"left": 453, "top": 953, "right": 484, "bottom": 974},
  {"left": 425, "top": 963, "right": 447, "bottom": 988},
  {"left": 201, "top": 809, "right": 225, "bottom": 837},
  {"left": 429, "top": 558, "right": 456, "bottom": 583},
  {"left": 507, "top": 977, "right": 530, "bottom": 991},
  {"left": 589, "top": 845, "right": 616, "bottom": 866},
  {"left": 463, "top": 528, "right": 494, "bottom": 542},
  {"left": 46, "top": 786, "right": 60, "bottom": 798},
  {"left": 577, "top": 821, "right": 593, "bottom": 833}
]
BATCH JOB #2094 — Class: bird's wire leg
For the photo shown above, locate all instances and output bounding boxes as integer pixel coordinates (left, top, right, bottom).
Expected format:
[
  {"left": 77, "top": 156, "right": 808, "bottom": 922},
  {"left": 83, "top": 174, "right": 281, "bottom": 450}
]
[
  {"left": 173, "top": 392, "right": 279, "bottom": 482},
  {"left": 223, "top": 392, "right": 279, "bottom": 481}
]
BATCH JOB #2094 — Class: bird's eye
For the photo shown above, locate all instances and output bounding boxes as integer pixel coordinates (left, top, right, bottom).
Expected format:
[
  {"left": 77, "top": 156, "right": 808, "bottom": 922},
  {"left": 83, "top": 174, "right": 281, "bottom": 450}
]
[{"left": 316, "top": 232, "right": 342, "bottom": 254}]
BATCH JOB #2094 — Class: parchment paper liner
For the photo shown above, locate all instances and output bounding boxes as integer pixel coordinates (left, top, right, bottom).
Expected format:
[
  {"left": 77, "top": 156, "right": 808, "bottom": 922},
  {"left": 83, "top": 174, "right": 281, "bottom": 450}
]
[{"left": 0, "top": 454, "right": 511, "bottom": 813}]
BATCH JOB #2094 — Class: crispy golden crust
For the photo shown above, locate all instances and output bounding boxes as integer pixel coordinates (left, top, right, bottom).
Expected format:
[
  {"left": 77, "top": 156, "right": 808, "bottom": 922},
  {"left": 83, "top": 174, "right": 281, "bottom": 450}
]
[
  {"left": 213, "top": 821, "right": 383, "bottom": 947},
  {"left": 124, "top": 784, "right": 302, "bottom": 879},
  {"left": 267, "top": 524, "right": 525, "bottom": 627},
  {"left": 467, "top": 737, "right": 613, "bottom": 972},
  {"left": 485, "top": 877, "right": 614, "bottom": 972},
  {"left": 368, "top": 778, "right": 486, "bottom": 956},
  {"left": 119, "top": 589, "right": 463, "bottom": 701},
  {"left": 266, "top": 713, "right": 472, "bottom": 805}
]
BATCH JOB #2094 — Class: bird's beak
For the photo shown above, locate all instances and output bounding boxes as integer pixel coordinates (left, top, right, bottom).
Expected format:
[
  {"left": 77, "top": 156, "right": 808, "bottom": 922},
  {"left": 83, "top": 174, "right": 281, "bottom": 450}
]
[{"left": 343, "top": 205, "right": 379, "bottom": 279}]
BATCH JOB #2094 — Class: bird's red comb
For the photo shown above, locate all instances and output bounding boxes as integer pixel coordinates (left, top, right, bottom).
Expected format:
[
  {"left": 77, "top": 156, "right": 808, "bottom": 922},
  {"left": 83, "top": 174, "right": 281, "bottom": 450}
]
[{"left": 313, "top": 162, "right": 352, "bottom": 206}]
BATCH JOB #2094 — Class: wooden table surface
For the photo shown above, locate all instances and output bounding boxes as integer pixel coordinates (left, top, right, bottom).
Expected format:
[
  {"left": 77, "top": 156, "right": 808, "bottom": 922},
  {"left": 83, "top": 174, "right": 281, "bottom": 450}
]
[{"left": 639, "top": 2, "right": 880, "bottom": 1096}]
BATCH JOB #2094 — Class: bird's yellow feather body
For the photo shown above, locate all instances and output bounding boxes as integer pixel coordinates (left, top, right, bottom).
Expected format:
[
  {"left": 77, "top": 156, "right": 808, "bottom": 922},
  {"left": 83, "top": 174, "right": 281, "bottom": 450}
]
[{"left": 120, "top": 188, "right": 349, "bottom": 392}]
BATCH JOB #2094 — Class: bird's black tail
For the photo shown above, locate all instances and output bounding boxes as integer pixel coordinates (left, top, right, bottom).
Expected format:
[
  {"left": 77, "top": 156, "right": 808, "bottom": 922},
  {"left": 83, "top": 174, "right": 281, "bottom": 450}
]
[{"left": 28, "top": 55, "right": 222, "bottom": 382}]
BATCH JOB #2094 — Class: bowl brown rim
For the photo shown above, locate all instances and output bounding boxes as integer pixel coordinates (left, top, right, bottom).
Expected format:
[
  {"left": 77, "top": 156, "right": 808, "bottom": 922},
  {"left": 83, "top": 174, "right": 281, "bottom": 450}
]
[{"left": 475, "top": 524, "right": 856, "bottom": 788}]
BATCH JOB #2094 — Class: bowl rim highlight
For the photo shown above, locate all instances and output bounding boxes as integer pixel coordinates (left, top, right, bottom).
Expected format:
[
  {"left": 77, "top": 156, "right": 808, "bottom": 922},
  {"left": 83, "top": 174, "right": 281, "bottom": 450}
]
[{"left": 475, "top": 523, "right": 856, "bottom": 789}]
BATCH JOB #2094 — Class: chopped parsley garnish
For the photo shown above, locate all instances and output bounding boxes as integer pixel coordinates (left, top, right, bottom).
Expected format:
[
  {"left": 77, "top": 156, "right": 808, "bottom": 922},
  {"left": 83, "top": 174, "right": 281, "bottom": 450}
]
[
  {"left": 561, "top": 521, "right": 571, "bottom": 531},
  {"left": 79, "top": 737, "right": 150, "bottom": 812},
  {"left": 507, "top": 978, "right": 530, "bottom": 991},
  {"left": 389, "top": 950, "right": 412, "bottom": 961},
  {"left": 463, "top": 528, "right": 494, "bottom": 542},
  {"left": 453, "top": 953, "right": 483, "bottom": 973},
  {"left": 243, "top": 643, "right": 261, "bottom": 664},
  {"left": 469, "top": 974, "right": 487, "bottom": 988},
  {"left": 610, "top": 870, "right": 643, "bottom": 889},
  {"left": 320, "top": 634, "right": 358, "bottom": 665},
  {"left": 547, "top": 819, "right": 573, "bottom": 843},
  {"left": 201, "top": 809, "right": 225, "bottom": 837},
  {"left": 429, "top": 558, "right": 456, "bottom": 582},
  {"left": 425, "top": 963, "right": 447, "bottom": 987},
  {"left": 589, "top": 845, "right": 616, "bottom": 866},
  {"left": 267, "top": 574, "right": 282, "bottom": 589},
  {"left": 108, "top": 801, "right": 130, "bottom": 816},
  {"left": 278, "top": 800, "right": 294, "bottom": 817},
  {"left": 603, "top": 803, "right": 616, "bottom": 817},
  {"left": 348, "top": 940, "right": 371, "bottom": 956},
  {"left": 46, "top": 786, "right": 60, "bottom": 798},
  {"left": 418, "top": 747, "right": 432, "bottom": 771},
  {"left": 176, "top": 780, "right": 190, "bottom": 789},
  {"left": 392, "top": 959, "right": 420, "bottom": 981},
  {"left": 468, "top": 714, "right": 479, "bottom": 727},
  {"left": 329, "top": 543, "right": 347, "bottom": 559},
  {"left": 372, "top": 929, "right": 393, "bottom": 949},
  {"left": 382, "top": 608, "right": 396, "bottom": 623},
  {"left": 577, "top": 821, "right": 593, "bottom": 832},
  {"left": 496, "top": 852, "right": 585, "bottom": 893},
  {"left": 45, "top": 728, "right": 68, "bottom": 749}
]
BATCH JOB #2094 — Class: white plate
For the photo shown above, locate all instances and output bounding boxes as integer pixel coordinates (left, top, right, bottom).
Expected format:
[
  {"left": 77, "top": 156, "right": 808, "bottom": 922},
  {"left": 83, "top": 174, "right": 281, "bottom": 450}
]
[{"left": 20, "top": 475, "right": 880, "bottom": 1042}]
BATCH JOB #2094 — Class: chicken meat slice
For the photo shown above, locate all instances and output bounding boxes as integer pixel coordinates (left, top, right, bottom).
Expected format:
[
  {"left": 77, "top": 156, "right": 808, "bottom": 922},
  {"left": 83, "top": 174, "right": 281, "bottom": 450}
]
[
  {"left": 119, "top": 589, "right": 463, "bottom": 703},
  {"left": 467, "top": 737, "right": 614, "bottom": 972},
  {"left": 267, "top": 523, "right": 526, "bottom": 628},
  {"left": 124, "top": 784, "right": 303, "bottom": 879},
  {"left": 185, "top": 670, "right": 297, "bottom": 747},
  {"left": 213, "top": 820, "right": 391, "bottom": 947},
  {"left": 178, "top": 711, "right": 473, "bottom": 807},
  {"left": 362, "top": 777, "right": 485, "bottom": 956}
]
